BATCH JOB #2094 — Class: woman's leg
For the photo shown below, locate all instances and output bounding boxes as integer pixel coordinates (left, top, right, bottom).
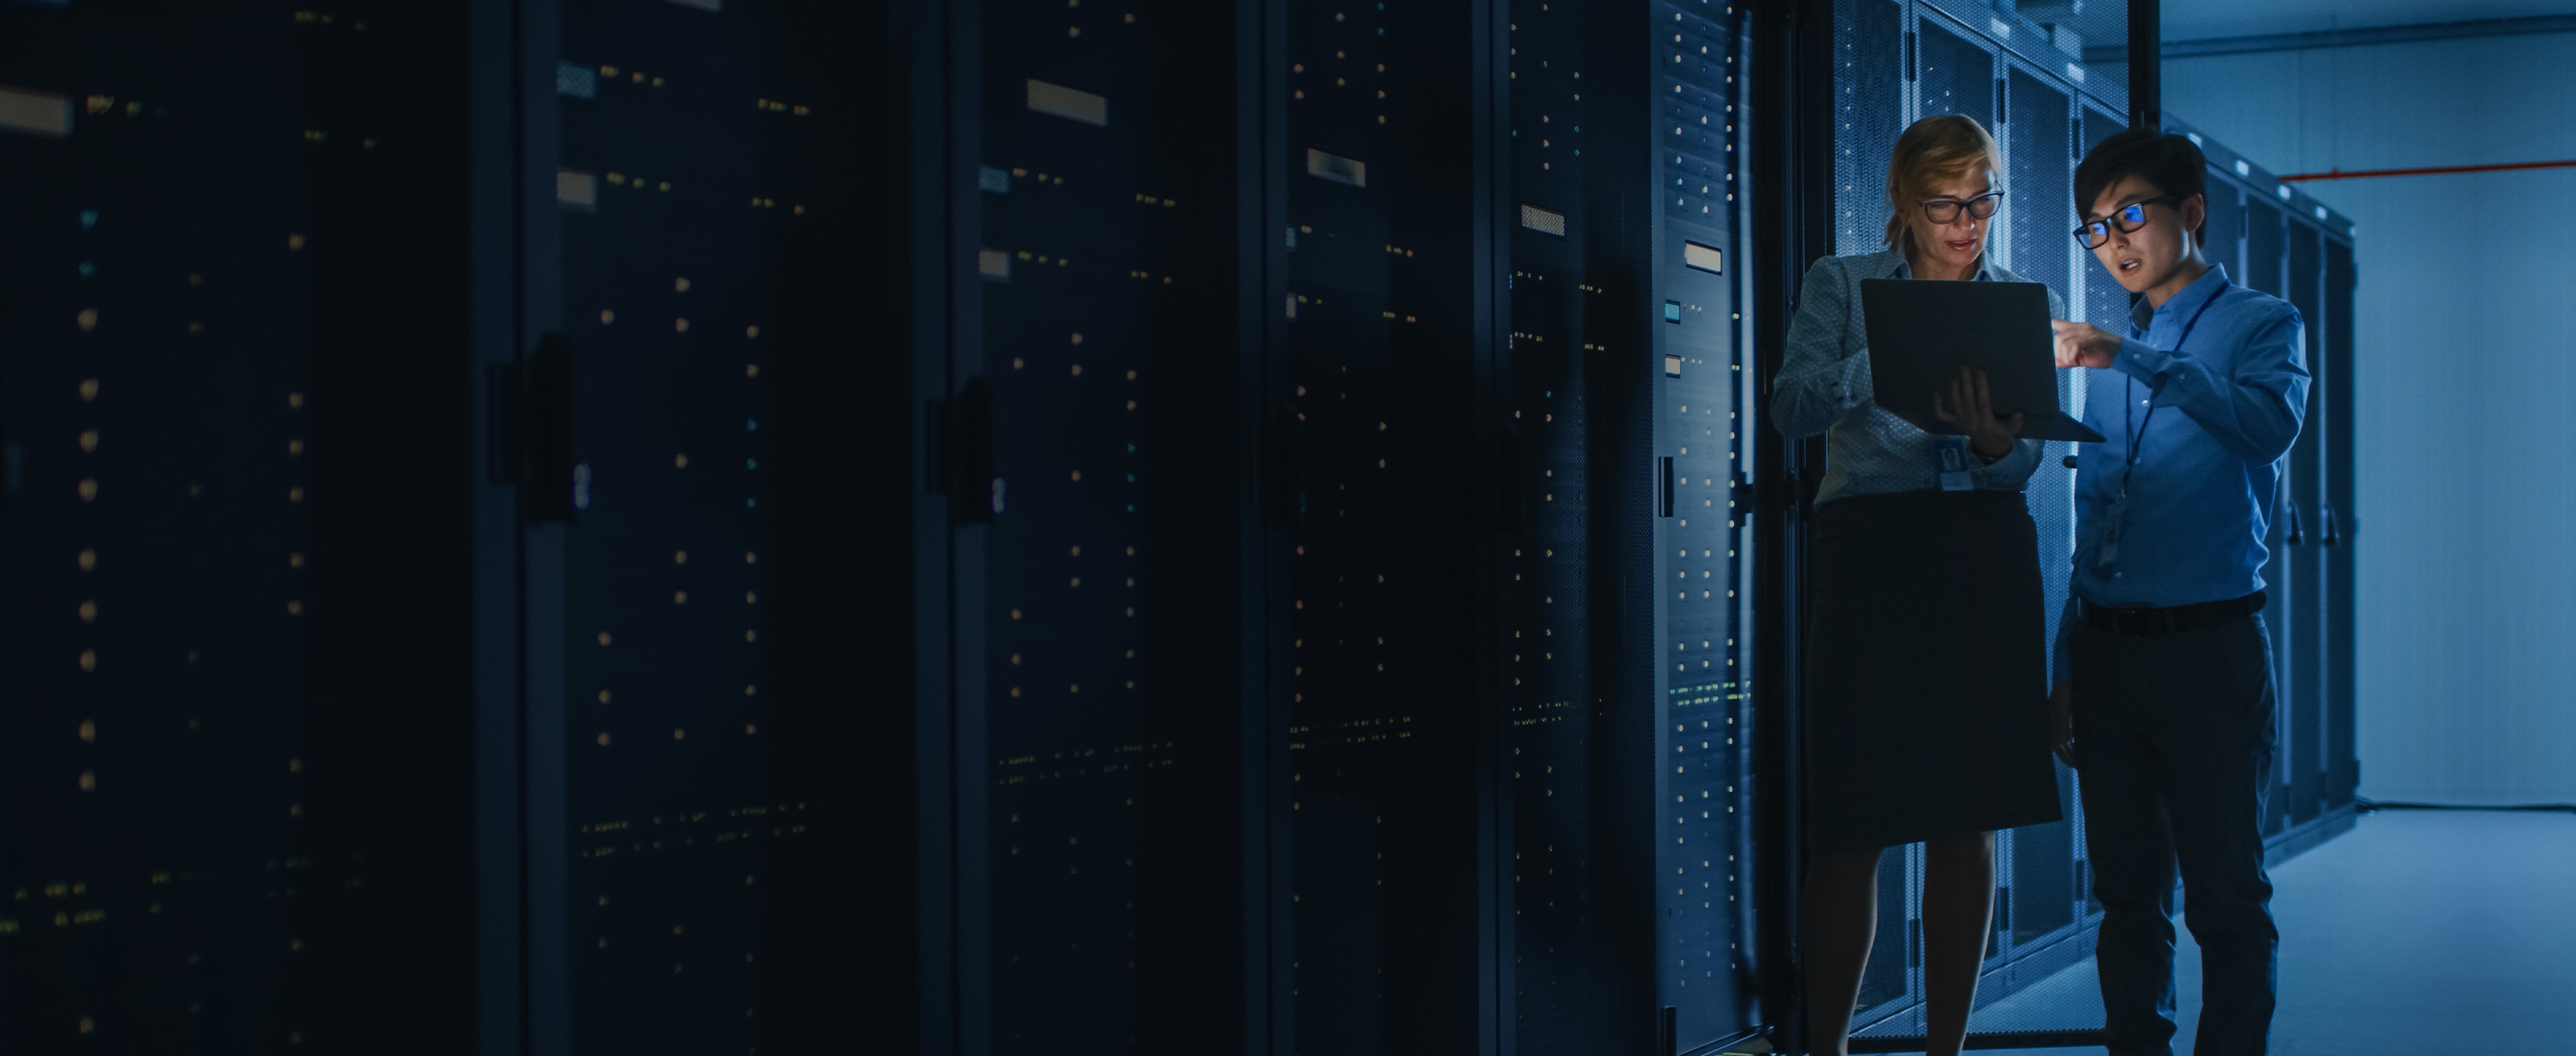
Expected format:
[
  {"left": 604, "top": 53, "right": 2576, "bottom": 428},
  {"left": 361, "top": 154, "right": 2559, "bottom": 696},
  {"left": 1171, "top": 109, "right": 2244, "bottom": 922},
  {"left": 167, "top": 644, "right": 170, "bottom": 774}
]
[
  {"left": 1802, "top": 844, "right": 1885, "bottom": 1056},
  {"left": 1921, "top": 830, "right": 2000, "bottom": 1056}
]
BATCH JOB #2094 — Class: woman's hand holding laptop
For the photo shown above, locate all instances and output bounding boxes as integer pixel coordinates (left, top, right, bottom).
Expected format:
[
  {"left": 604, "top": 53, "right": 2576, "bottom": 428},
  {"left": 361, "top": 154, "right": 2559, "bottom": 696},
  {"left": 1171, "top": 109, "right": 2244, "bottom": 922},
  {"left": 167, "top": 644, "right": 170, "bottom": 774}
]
[{"left": 1930, "top": 365, "right": 2025, "bottom": 460}]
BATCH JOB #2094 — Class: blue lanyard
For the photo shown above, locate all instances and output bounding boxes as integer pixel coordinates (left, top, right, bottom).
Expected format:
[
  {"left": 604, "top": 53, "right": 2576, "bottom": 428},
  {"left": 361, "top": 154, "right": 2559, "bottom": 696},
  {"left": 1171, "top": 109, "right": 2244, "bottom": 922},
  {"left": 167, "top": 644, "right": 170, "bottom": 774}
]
[{"left": 2122, "top": 279, "right": 2227, "bottom": 475}]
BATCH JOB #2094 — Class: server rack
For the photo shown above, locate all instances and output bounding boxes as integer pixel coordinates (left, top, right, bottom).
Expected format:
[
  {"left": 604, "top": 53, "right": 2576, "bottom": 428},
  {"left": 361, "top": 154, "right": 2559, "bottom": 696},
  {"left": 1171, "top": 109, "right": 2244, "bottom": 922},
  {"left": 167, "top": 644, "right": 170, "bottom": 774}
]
[
  {"left": 1, "top": 3, "right": 481, "bottom": 1049},
  {"left": 1647, "top": 2, "right": 1767, "bottom": 1054},
  {"left": 1499, "top": 1, "right": 1778, "bottom": 1053},
  {"left": 1275, "top": 0, "right": 1510, "bottom": 1050},
  {"left": 2166, "top": 117, "right": 2362, "bottom": 864},
  {"left": 1504, "top": 0, "right": 1653, "bottom": 1046},
  {"left": 527, "top": 1, "right": 907, "bottom": 1052},
  {"left": 902, "top": 1, "right": 1281, "bottom": 1052}
]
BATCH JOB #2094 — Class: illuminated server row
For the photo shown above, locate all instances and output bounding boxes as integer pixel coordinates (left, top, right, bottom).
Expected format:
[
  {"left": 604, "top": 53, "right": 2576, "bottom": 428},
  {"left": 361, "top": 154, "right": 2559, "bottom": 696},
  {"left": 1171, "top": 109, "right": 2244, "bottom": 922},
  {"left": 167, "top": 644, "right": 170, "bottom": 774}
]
[
  {"left": 2, "top": 2, "right": 2358, "bottom": 1056},
  {"left": 927, "top": 0, "right": 1779, "bottom": 1052}
]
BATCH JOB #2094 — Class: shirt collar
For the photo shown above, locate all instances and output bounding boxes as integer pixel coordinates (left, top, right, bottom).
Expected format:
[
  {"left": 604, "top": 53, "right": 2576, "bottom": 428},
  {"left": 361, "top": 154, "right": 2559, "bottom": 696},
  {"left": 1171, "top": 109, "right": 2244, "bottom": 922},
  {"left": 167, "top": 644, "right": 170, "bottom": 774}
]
[{"left": 2147, "top": 263, "right": 2231, "bottom": 328}]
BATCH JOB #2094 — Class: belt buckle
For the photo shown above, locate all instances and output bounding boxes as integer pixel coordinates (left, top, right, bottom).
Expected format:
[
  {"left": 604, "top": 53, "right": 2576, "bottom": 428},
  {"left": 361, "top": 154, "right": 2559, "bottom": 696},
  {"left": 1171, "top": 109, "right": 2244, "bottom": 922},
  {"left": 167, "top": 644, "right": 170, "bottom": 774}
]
[{"left": 2110, "top": 605, "right": 2170, "bottom": 637}]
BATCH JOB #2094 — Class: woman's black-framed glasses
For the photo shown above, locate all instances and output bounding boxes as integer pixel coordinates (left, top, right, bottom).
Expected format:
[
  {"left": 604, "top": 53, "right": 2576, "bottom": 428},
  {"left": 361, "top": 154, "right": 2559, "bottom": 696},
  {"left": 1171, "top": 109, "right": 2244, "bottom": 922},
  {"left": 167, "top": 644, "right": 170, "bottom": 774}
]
[
  {"left": 1919, "top": 190, "right": 2004, "bottom": 225},
  {"left": 2074, "top": 194, "right": 2182, "bottom": 249}
]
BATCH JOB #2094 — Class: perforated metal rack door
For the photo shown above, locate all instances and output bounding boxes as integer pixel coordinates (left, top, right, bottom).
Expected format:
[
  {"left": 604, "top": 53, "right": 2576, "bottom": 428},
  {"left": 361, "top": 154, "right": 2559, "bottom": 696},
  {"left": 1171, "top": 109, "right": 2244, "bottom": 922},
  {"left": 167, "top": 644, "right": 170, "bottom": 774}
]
[
  {"left": 2283, "top": 224, "right": 2327, "bottom": 830},
  {"left": 2079, "top": 105, "right": 2133, "bottom": 332},
  {"left": 2241, "top": 193, "right": 2294, "bottom": 841},
  {"left": 2200, "top": 171, "right": 2246, "bottom": 284},
  {"left": 962, "top": 0, "right": 1255, "bottom": 1050},
  {"left": 550, "top": 1, "right": 902, "bottom": 1050},
  {"left": 1831, "top": 0, "right": 1907, "bottom": 259},
  {"left": 0, "top": 2, "right": 480, "bottom": 1049},
  {"left": 1503, "top": 0, "right": 1634, "bottom": 1050},
  {"left": 1913, "top": 17, "right": 1994, "bottom": 129},
  {"left": 2322, "top": 240, "right": 2358, "bottom": 811},
  {"left": 1998, "top": 60, "right": 2084, "bottom": 984},
  {"left": 1651, "top": 2, "right": 1764, "bottom": 1052},
  {"left": 1280, "top": 0, "right": 1500, "bottom": 1050}
]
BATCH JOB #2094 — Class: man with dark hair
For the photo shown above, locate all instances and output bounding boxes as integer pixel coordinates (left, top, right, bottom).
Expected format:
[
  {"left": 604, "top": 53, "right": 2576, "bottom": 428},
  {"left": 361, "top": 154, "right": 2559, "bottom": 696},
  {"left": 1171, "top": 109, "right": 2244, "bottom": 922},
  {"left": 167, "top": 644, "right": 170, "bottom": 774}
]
[{"left": 2046, "top": 126, "right": 2310, "bottom": 1056}]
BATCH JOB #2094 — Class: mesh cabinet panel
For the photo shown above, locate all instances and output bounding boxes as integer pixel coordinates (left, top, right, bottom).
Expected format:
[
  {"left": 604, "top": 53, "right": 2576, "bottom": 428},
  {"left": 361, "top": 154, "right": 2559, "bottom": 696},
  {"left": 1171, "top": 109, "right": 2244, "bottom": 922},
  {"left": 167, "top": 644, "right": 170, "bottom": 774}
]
[
  {"left": 1508, "top": 0, "right": 1629, "bottom": 1048},
  {"left": 0, "top": 3, "right": 481, "bottom": 1048},
  {"left": 1653, "top": 2, "right": 1764, "bottom": 1050},
  {"left": 1282, "top": 0, "right": 1495, "bottom": 1050},
  {"left": 1832, "top": 0, "right": 1908, "bottom": 258}
]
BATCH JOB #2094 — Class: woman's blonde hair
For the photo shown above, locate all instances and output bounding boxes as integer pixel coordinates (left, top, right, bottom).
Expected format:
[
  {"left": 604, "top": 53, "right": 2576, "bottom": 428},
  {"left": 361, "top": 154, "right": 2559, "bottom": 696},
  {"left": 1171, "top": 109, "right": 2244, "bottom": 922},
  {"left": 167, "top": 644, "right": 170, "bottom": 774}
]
[{"left": 1883, "top": 114, "right": 2005, "bottom": 250}]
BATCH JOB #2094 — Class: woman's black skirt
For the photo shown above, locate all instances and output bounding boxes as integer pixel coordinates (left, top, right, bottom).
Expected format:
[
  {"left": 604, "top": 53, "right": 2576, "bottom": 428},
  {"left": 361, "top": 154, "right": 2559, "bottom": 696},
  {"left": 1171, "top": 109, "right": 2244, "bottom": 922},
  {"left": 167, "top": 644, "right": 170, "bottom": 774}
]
[{"left": 1805, "top": 489, "right": 2063, "bottom": 850}]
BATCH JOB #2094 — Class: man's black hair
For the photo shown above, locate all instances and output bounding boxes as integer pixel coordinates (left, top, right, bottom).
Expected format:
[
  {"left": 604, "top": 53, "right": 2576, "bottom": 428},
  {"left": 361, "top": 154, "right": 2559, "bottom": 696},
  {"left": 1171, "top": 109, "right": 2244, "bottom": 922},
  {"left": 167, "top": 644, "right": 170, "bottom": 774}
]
[{"left": 2074, "top": 127, "right": 2210, "bottom": 238}]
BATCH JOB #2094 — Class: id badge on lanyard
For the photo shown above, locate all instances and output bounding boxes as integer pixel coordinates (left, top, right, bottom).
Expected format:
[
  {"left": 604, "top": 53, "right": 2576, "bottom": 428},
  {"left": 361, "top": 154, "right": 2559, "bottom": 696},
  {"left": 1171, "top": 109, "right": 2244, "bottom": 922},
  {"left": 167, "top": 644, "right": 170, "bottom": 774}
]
[
  {"left": 2096, "top": 440, "right": 2131, "bottom": 569},
  {"left": 2095, "top": 280, "right": 2228, "bottom": 571},
  {"left": 1935, "top": 435, "right": 1975, "bottom": 492}
]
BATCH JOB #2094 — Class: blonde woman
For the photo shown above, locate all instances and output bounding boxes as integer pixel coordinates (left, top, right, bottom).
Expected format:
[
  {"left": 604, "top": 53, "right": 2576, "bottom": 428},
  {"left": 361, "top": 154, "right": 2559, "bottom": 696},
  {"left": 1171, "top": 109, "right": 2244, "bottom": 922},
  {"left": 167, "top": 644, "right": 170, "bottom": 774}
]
[{"left": 1773, "top": 114, "right": 2065, "bottom": 1056}]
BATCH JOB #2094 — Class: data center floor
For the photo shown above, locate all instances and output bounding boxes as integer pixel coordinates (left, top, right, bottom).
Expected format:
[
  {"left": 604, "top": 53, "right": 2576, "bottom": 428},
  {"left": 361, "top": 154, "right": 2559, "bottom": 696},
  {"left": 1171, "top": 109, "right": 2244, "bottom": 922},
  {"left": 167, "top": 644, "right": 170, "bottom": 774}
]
[{"left": 1879, "top": 806, "right": 2576, "bottom": 1055}]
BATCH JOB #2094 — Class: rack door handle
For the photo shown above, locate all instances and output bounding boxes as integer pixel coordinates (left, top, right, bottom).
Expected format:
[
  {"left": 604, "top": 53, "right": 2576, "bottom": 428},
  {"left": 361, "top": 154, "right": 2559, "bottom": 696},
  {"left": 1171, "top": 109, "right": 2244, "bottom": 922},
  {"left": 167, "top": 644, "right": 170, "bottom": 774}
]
[
  {"left": 1264, "top": 406, "right": 1307, "bottom": 531},
  {"left": 927, "top": 376, "right": 996, "bottom": 524},
  {"left": 492, "top": 332, "right": 579, "bottom": 524}
]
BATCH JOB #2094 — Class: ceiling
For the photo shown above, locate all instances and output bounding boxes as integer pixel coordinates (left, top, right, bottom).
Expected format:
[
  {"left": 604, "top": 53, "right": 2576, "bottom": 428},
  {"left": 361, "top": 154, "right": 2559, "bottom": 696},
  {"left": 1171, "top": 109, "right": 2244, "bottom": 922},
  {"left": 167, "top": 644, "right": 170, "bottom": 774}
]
[{"left": 2157, "top": 0, "right": 2576, "bottom": 41}]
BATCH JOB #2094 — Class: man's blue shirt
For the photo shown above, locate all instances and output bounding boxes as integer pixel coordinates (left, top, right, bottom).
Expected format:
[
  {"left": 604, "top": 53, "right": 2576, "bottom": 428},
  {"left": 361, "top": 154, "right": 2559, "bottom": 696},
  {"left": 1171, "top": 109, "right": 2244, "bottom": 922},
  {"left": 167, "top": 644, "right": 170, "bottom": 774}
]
[{"left": 2054, "top": 265, "right": 2310, "bottom": 675}]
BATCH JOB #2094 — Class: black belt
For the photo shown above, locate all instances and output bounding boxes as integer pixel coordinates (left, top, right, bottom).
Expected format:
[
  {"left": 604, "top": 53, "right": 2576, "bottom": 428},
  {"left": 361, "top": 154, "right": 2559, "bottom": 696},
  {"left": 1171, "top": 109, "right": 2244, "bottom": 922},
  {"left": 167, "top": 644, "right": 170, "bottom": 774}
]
[{"left": 2080, "top": 592, "right": 2265, "bottom": 637}]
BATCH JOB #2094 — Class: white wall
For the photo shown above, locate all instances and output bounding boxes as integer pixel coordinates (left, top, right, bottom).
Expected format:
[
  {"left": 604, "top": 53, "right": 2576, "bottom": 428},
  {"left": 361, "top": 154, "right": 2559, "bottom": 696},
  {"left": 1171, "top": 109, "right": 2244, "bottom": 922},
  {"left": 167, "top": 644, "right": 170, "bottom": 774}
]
[{"left": 2163, "top": 29, "right": 2576, "bottom": 805}]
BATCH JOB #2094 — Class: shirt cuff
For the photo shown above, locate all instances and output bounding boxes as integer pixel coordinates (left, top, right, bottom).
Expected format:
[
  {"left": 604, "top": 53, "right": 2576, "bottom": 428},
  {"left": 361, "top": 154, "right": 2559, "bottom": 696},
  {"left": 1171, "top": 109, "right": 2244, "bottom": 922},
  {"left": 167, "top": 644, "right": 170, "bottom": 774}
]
[{"left": 2111, "top": 336, "right": 2170, "bottom": 388}]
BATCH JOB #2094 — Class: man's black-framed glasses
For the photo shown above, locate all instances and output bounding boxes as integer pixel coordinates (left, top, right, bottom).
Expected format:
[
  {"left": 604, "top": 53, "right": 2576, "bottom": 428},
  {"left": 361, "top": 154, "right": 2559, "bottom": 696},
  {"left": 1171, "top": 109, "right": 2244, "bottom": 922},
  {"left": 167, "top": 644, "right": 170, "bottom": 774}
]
[
  {"left": 1920, "top": 190, "right": 2004, "bottom": 225},
  {"left": 2074, "top": 194, "right": 2183, "bottom": 249}
]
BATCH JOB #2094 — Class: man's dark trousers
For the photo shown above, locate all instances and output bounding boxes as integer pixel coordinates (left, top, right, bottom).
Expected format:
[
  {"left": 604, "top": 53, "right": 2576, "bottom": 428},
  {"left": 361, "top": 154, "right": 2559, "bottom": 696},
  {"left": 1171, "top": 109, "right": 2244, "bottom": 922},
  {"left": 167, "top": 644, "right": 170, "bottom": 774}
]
[{"left": 2072, "top": 608, "right": 2281, "bottom": 1056}]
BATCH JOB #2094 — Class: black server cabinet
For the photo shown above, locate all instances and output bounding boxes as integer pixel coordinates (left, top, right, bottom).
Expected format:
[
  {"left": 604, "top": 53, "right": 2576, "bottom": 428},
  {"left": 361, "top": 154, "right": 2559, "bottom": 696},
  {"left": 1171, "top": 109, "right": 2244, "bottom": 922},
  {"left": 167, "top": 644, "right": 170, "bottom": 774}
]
[
  {"left": 2239, "top": 181, "right": 2289, "bottom": 849},
  {"left": 913, "top": 0, "right": 1267, "bottom": 1053},
  {"left": 2282, "top": 223, "right": 2326, "bottom": 827},
  {"left": 2, "top": 3, "right": 479, "bottom": 1050},
  {"left": 1497, "top": 0, "right": 1777, "bottom": 1052},
  {"left": 481, "top": 0, "right": 908, "bottom": 1051},
  {"left": 2321, "top": 240, "right": 2357, "bottom": 810},
  {"left": 2198, "top": 174, "right": 2244, "bottom": 287},
  {"left": 1502, "top": 0, "right": 1652, "bottom": 1050},
  {"left": 1276, "top": 0, "right": 1507, "bottom": 1050},
  {"left": 2076, "top": 104, "right": 2131, "bottom": 333},
  {"left": 1649, "top": 1, "right": 1765, "bottom": 1052},
  {"left": 1996, "top": 60, "right": 2077, "bottom": 963},
  {"left": 538, "top": 4, "right": 911, "bottom": 1050}
]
